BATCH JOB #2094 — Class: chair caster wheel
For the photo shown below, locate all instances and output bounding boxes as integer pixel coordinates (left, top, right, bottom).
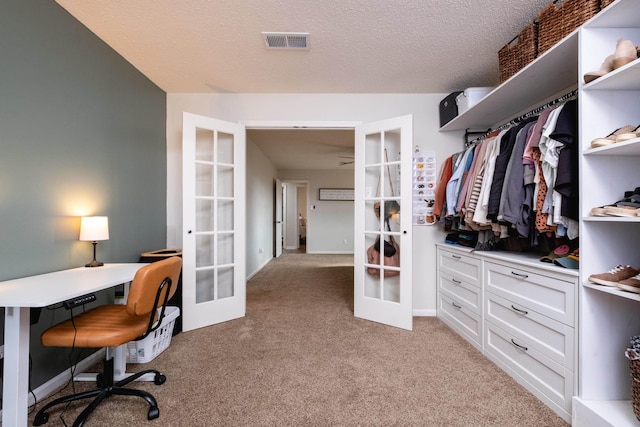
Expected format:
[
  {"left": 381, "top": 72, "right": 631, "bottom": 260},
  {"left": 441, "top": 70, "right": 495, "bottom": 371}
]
[
  {"left": 154, "top": 373, "right": 166, "bottom": 385},
  {"left": 34, "top": 412, "right": 49, "bottom": 425},
  {"left": 148, "top": 406, "right": 160, "bottom": 420}
]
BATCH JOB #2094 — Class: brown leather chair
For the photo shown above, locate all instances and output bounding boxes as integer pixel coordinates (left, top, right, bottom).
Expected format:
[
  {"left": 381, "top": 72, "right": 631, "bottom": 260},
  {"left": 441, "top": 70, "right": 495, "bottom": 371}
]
[{"left": 33, "top": 256, "right": 182, "bottom": 427}]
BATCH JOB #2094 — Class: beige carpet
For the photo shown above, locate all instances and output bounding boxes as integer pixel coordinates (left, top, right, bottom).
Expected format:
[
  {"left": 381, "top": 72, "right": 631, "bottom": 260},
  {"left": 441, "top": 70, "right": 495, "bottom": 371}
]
[{"left": 30, "top": 253, "right": 568, "bottom": 426}]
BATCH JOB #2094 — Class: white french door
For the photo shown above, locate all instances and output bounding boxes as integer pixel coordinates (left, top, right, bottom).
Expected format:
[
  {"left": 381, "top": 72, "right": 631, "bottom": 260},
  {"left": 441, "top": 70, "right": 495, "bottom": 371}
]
[
  {"left": 354, "top": 115, "right": 413, "bottom": 330},
  {"left": 182, "top": 112, "right": 246, "bottom": 331}
]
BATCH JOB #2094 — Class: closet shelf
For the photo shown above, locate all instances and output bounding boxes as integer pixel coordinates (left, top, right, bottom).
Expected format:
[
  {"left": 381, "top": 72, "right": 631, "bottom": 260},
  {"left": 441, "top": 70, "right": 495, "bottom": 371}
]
[
  {"left": 584, "top": 138, "right": 640, "bottom": 156},
  {"left": 583, "top": 59, "right": 640, "bottom": 91},
  {"left": 439, "top": 32, "right": 578, "bottom": 132},
  {"left": 583, "top": 216, "right": 640, "bottom": 223},
  {"left": 584, "top": 282, "right": 640, "bottom": 303}
]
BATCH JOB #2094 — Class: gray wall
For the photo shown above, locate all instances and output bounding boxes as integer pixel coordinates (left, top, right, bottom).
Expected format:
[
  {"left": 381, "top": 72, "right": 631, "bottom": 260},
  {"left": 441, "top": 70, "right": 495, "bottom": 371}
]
[{"left": 0, "top": 0, "right": 167, "bottom": 391}]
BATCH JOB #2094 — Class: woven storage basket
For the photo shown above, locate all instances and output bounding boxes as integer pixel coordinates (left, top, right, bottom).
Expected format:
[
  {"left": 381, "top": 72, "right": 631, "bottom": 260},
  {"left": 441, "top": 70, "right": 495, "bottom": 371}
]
[
  {"left": 498, "top": 22, "right": 538, "bottom": 83},
  {"left": 538, "top": 0, "right": 600, "bottom": 55},
  {"left": 627, "top": 349, "right": 640, "bottom": 422},
  {"left": 600, "top": 0, "right": 616, "bottom": 9}
]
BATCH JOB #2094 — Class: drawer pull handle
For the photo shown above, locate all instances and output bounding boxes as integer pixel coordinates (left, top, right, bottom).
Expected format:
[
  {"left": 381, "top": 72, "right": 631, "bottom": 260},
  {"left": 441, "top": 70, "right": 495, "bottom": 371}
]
[
  {"left": 511, "top": 305, "right": 528, "bottom": 315},
  {"left": 511, "top": 271, "right": 529, "bottom": 279},
  {"left": 451, "top": 254, "right": 461, "bottom": 260},
  {"left": 511, "top": 339, "right": 528, "bottom": 351},
  {"left": 452, "top": 301, "right": 462, "bottom": 309},
  {"left": 452, "top": 278, "right": 462, "bottom": 284}
]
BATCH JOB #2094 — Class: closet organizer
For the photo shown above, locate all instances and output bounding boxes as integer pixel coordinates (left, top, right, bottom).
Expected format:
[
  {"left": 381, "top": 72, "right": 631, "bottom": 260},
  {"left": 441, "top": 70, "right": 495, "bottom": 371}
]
[
  {"left": 434, "top": 89, "right": 579, "bottom": 259},
  {"left": 437, "top": 2, "right": 640, "bottom": 424}
]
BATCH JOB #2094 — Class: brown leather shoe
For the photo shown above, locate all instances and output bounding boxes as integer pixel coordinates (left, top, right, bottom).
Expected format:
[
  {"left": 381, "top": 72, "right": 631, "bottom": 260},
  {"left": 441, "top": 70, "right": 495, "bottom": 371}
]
[{"left": 589, "top": 265, "right": 640, "bottom": 287}]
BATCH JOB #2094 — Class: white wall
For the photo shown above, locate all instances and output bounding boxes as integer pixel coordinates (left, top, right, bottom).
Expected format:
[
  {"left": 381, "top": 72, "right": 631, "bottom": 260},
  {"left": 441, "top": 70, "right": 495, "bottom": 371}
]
[
  {"left": 166, "top": 93, "right": 463, "bottom": 314},
  {"left": 245, "top": 139, "right": 278, "bottom": 278},
  {"left": 279, "top": 169, "right": 354, "bottom": 254}
]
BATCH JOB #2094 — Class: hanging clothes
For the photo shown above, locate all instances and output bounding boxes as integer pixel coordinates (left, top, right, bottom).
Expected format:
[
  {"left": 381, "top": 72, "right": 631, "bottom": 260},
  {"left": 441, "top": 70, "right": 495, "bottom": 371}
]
[{"left": 435, "top": 91, "right": 579, "bottom": 254}]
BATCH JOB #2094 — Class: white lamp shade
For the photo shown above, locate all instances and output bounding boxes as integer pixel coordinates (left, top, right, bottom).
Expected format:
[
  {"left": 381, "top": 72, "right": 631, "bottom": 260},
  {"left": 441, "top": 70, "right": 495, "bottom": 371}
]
[{"left": 79, "top": 216, "right": 110, "bottom": 241}]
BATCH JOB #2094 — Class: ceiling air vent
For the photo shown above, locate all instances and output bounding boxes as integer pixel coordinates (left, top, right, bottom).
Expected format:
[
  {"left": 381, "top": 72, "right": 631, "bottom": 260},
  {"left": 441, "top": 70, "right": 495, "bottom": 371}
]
[{"left": 262, "top": 32, "right": 310, "bottom": 49}]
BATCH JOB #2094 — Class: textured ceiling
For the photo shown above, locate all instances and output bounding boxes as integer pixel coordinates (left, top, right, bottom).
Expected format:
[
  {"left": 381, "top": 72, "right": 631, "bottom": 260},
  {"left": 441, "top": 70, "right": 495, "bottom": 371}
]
[
  {"left": 55, "top": 0, "right": 553, "bottom": 94},
  {"left": 248, "top": 128, "right": 355, "bottom": 170}
]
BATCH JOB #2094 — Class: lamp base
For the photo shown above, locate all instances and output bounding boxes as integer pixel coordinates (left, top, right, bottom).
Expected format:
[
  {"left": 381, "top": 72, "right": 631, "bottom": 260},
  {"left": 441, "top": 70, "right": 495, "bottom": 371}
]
[
  {"left": 85, "top": 241, "right": 104, "bottom": 267},
  {"left": 85, "top": 259, "right": 104, "bottom": 268}
]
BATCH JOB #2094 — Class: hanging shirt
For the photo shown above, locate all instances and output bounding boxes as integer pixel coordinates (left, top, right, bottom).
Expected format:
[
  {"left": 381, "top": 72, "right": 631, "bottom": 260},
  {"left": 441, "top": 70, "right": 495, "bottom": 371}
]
[
  {"left": 473, "top": 130, "right": 506, "bottom": 226},
  {"left": 445, "top": 146, "right": 474, "bottom": 216}
]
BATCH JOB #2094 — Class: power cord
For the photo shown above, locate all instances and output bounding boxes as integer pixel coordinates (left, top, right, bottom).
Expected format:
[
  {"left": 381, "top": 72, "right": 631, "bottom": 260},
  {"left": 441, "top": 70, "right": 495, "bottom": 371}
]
[{"left": 57, "top": 306, "right": 80, "bottom": 426}]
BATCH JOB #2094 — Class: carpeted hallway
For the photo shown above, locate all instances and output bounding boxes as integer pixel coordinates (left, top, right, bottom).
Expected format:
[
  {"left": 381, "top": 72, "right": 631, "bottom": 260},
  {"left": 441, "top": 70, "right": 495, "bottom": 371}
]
[{"left": 30, "top": 252, "right": 568, "bottom": 426}]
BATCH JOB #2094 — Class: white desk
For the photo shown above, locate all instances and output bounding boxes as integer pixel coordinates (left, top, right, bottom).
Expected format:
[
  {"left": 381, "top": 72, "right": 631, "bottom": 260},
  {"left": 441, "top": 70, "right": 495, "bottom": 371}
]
[{"left": 1, "top": 263, "right": 147, "bottom": 427}]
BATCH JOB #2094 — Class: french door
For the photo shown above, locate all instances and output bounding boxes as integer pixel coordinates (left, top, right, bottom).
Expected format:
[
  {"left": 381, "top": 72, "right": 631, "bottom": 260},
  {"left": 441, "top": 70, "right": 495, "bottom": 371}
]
[
  {"left": 354, "top": 115, "right": 413, "bottom": 330},
  {"left": 182, "top": 112, "right": 246, "bottom": 331}
]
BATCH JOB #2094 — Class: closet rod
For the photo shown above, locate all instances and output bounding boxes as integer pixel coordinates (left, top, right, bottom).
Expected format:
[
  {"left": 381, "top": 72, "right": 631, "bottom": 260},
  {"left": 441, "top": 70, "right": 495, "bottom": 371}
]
[{"left": 464, "top": 88, "right": 578, "bottom": 146}]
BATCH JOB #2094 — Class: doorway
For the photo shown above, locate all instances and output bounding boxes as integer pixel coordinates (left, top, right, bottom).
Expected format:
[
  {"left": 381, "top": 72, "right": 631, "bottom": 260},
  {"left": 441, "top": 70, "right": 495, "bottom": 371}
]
[
  {"left": 245, "top": 122, "right": 357, "bottom": 257},
  {"left": 281, "top": 181, "right": 308, "bottom": 253}
]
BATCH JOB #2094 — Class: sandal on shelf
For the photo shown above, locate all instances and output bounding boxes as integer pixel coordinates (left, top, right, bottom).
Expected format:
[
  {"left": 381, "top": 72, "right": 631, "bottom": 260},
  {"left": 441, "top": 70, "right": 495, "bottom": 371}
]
[
  {"left": 591, "top": 125, "right": 637, "bottom": 148},
  {"left": 615, "top": 125, "right": 640, "bottom": 142},
  {"left": 590, "top": 191, "right": 640, "bottom": 217},
  {"left": 603, "top": 205, "right": 638, "bottom": 217}
]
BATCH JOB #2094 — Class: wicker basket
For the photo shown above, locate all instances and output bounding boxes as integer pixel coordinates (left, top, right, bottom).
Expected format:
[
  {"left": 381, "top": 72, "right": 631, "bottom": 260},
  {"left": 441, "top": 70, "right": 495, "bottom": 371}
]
[
  {"left": 498, "top": 22, "right": 538, "bottom": 83},
  {"left": 538, "top": 0, "right": 600, "bottom": 55},
  {"left": 627, "top": 349, "right": 640, "bottom": 421},
  {"left": 600, "top": 0, "right": 616, "bottom": 9}
]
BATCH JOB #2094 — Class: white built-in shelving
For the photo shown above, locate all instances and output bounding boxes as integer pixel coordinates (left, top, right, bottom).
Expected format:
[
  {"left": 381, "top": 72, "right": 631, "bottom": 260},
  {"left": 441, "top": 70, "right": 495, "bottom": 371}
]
[
  {"left": 575, "top": 1, "right": 640, "bottom": 425},
  {"left": 439, "top": 0, "right": 640, "bottom": 424}
]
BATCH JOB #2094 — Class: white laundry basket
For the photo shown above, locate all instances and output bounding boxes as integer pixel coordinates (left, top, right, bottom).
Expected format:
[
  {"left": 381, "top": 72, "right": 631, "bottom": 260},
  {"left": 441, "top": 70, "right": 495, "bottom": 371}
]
[{"left": 125, "top": 306, "right": 180, "bottom": 363}]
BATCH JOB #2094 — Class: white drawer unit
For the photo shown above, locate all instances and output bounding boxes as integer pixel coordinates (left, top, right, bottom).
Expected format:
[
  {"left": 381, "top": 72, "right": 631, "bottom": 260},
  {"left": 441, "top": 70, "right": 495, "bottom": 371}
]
[
  {"left": 439, "top": 270, "right": 481, "bottom": 313},
  {"left": 485, "top": 292, "right": 574, "bottom": 369},
  {"left": 484, "top": 260, "right": 575, "bottom": 326},
  {"left": 437, "top": 247, "right": 482, "bottom": 287},
  {"left": 434, "top": 243, "right": 578, "bottom": 423},
  {"left": 436, "top": 246, "right": 483, "bottom": 350},
  {"left": 484, "top": 321, "right": 574, "bottom": 417},
  {"left": 439, "top": 291, "right": 482, "bottom": 350},
  {"left": 483, "top": 259, "right": 576, "bottom": 422}
]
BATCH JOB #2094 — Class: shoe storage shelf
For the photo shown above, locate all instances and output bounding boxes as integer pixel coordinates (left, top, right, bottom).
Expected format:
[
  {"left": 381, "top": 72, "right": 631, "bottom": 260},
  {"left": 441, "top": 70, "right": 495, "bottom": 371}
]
[
  {"left": 577, "top": 1, "right": 640, "bottom": 425},
  {"left": 438, "top": 0, "right": 640, "bottom": 424},
  {"left": 436, "top": 244, "right": 578, "bottom": 423}
]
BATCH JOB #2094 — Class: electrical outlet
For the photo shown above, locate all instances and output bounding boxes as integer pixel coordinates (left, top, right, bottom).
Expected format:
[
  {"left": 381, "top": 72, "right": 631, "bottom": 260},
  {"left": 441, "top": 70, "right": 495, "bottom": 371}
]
[{"left": 343, "top": 239, "right": 348, "bottom": 245}]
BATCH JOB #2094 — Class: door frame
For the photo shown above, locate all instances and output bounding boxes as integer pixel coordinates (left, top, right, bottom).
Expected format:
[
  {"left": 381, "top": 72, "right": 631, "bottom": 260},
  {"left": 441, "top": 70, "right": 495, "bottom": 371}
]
[
  {"left": 281, "top": 180, "right": 309, "bottom": 250},
  {"left": 242, "top": 120, "right": 361, "bottom": 256}
]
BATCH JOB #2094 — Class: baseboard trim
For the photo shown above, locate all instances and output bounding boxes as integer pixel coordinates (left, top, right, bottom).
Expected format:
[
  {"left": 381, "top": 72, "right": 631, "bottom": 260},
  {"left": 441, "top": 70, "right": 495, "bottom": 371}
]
[
  {"left": 246, "top": 257, "right": 273, "bottom": 280},
  {"left": 0, "top": 349, "right": 106, "bottom": 415},
  {"left": 306, "top": 251, "right": 354, "bottom": 255},
  {"left": 413, "top": 309, "right": 436, "bottom": 317}
]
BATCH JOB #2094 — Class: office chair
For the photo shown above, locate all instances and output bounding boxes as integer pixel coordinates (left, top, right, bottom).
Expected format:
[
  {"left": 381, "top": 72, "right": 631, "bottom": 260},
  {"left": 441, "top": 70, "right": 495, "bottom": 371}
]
[{"left": 33, "top": 256, "right": 182, "bottom": 427}]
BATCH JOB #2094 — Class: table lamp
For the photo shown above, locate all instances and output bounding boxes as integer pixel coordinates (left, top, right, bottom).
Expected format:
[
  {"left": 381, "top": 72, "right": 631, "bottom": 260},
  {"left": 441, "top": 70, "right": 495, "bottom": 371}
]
[{"left": 80, "top": 216, "right": 109, "bottom": 267}]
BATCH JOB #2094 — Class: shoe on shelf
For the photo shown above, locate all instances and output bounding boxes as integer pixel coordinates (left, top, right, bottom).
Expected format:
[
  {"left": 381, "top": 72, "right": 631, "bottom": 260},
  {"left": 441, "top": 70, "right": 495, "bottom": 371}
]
[
  {"left": 584, "top": 54, "right": 615, "bottom": 83},
  {"left": 589, "top": 265, "right": 640, "bottom": 287},
  {"left": 617, "top": 273, "right": 640, "bottom": 293},
  {"left": 590, "top": 206, "right": 608, "bottom": 216},
  {"left": 613, "top": 38, "right": 638, "bottom": 70},
  {"left": 603, "top": 205, "right": 639, "bottom": 217},
  {"left": 591, "top": 125, "right": 637, "bottom": 148},
  {"left": 615, "top": 125, "right": 640, "bottom": 142}
]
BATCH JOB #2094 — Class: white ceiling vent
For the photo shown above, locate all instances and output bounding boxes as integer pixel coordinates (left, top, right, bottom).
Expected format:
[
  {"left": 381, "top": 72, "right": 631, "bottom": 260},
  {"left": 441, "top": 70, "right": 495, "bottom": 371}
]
[{"left": 262, "top": 32, "right": 310, "bottom": 49}]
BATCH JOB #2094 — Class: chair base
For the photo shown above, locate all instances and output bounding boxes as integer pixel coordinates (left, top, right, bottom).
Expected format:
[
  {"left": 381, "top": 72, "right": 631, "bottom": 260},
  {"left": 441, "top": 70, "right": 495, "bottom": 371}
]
[{"left": 33, "top": 357, "right": 165, "bottom": 427}]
